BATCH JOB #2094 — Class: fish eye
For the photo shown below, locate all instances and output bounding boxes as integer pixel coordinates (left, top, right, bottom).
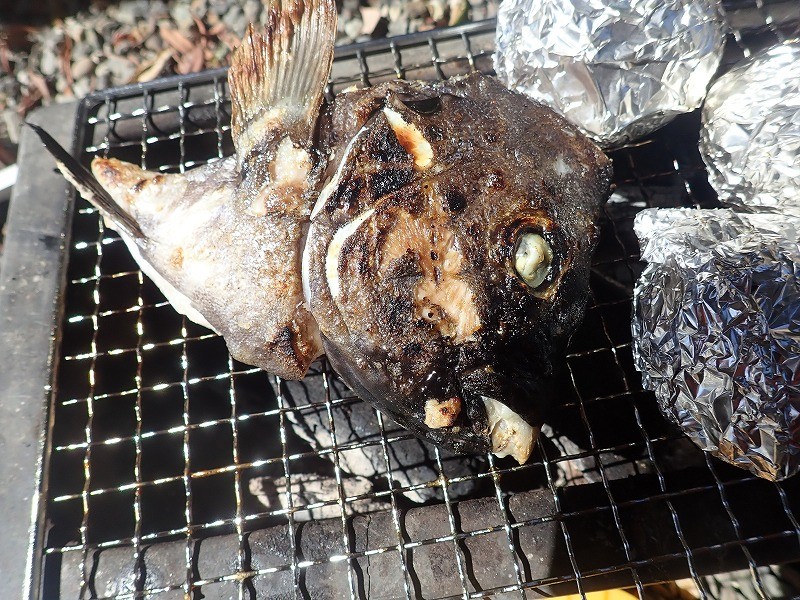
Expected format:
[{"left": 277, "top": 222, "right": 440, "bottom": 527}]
[
  {"left": 514, "top": 231, "right": 552, "bottom": 289},
  {"left": 510, "top": 223, "right": 565, "bottom": 297}
]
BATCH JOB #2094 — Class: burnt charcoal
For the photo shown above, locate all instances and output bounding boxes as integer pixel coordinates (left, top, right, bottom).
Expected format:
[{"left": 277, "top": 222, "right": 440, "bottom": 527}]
[{"left": 282, "top": 373, "right": 486, "bottom": 504}]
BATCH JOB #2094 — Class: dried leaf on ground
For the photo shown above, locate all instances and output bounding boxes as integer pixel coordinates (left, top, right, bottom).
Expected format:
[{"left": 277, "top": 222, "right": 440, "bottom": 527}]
[
  {"left": 18, "top": 89, "right": 42, "bottom": 116},
  {"left": 26, "top": 70, "right": 51, "bottom": 102},
  {"left": 112, "top": 29, "right": 144, "bottom": 50},
  {"left": 0, "top": 39, "right": 10, "bottom": 75},
  {"left": 60, "top": 35, "right": 74, "bottom": 96},
  {"left": 193, "top": 15, "right": 208, "bottom": 38},
  {"left": 361, "top": 6, "right": 382, "bottom": 36},
  {"left": 0, "top": 24, "right": 36, "bottom": 52},
  {"left": 135, "top": 48, "right": 174, "bottom": 82},
  {"left": 175, "top": 44, "right": 204, "bottom": 74},
  {"left": 0, "top": 143, "right": 16, "bottom": 166},
  {"left": 448, "top": 0, "right": 470, "bottom": 26},
  {"left": 207, "top": 22, "right": 226, "bottom": 37},
  {"left": 159, "top": 24, "right": 194, "bottom": 54},
  {"left": 217, "top": 29, "right": 241, "bottom": 52}
]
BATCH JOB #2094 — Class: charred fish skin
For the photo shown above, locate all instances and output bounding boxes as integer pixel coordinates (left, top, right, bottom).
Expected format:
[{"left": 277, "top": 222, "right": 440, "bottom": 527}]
[
  {"left": 304, "top": 76, "right": 612, "bottom": 461},
  {"left": 33, "top": 0, "right": 338, "bottom": 379}
]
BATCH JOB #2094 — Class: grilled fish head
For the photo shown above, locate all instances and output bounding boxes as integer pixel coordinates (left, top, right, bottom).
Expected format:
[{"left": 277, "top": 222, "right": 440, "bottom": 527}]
[{"left": 303, "top": 74, "right": 612, "bottom": 462}]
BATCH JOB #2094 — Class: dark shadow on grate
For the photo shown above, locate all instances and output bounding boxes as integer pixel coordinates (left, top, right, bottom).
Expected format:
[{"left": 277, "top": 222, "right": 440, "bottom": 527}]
[{"left": 38, "top": 5, "right": 800, "bottom": 600}]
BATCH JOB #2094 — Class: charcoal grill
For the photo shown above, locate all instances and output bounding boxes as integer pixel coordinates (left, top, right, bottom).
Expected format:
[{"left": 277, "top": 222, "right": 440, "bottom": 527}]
[{"left": 4, "top": 2, "right": 800, "bottom": 598}]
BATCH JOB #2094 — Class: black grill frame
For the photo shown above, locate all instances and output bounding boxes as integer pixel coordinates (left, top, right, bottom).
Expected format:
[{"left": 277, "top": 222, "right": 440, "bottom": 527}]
[{"left": 31, "top": 5, "right": 800, "bottom": 599}]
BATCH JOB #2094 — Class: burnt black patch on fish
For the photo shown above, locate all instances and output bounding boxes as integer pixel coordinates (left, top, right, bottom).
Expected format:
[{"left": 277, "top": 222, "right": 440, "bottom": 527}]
[
  {"left": 266, "top": 324, "right": 305, "bottom": 375},
  {"left": 340, "top": 228, "right": 375, "bottom": 286},
  {"left": 443, "top": 188, "right": 467, "bottom": 212},
  {"left": 484, "top": 169, "right": 505, "bottom": 191},
  {"left": 541, "top": 177, "right": 557, "bottom": 198},
  {"left": 403, "top": 341, "right": 423, "bottom": 357},
  {"left": 131, "top": 174, "right": 167, "bottom": 194},
  {"left": 368, "top": 167, "right": 413, "bottom": 199},
  {"left": 367, "top": 125, "right": 410, "bottom": 164},
  {"left": 382, "top": 185, "right": 426, "bottom": 215},
  {"left": 383, "top": 294, "right": 415, "bottom": 329},
  {"left": 327, "top": 174, "right": 364, "bottom": 214},
  {"left": 384, "top": 250, "right": 422, "bottom": 281},
  {"left": 427, "top": 125, "right": 444, "bottom": 142}
]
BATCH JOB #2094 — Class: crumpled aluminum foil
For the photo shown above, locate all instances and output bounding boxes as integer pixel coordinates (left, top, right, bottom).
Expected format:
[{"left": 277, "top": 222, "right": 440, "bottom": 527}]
[
  {"left": 494, "top": 0, "right": 726, "bottom": 148},
  {"left": 632, "top": 208, "right": 800, "bottom": 481},
  {"left": 701, "top": 42, "right": 800, "bottom": 216}
]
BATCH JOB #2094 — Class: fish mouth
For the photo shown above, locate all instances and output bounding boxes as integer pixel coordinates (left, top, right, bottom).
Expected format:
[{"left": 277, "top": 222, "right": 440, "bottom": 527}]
[
  {"left": 480, "top": 396, "right": 539, "bottom": 464},
  {"left": 422, "top": 392, "right": 540, "bottom": 464},
  {"left": 457, "top": 365, "right": 552, "bottom": 463},
  {"left": 322, "top": 337, "right": 492, "bottom": 455},
  {"left": 324, "top": 334, "right": 547, "bottom": 463}
]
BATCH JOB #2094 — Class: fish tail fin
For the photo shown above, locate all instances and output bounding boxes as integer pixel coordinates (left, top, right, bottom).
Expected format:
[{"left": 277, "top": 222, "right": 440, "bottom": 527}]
[
  {"left": 229, "top": 0, "right": 337, "bottom": 164},
  {"left": 28, "top": 123, "right": 144, "bottom": 239}
]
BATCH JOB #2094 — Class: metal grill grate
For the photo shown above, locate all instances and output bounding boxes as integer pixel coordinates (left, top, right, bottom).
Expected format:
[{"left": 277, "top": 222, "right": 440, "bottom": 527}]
[{"left": 36, "top": 4, "right": 800, "bottom": 599}]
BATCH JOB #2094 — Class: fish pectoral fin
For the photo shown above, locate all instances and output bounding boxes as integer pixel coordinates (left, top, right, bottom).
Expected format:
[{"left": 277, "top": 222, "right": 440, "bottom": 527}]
[
  {"left": 229, "top": 0, "right": 337, "bottom": 167},
  {"left": 28, "top": 123, "right": 144, "bottom": 240}
]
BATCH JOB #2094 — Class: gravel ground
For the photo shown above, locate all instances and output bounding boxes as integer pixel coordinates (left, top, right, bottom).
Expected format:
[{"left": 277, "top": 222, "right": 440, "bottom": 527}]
[{"left": 0, "top": 0, "right": 497, "bottom": 165}]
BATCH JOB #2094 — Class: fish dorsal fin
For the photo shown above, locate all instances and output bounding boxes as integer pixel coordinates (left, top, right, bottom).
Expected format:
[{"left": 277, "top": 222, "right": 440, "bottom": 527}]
[{"left": 229, "top": 0, "right": 337, "bottom": 169}]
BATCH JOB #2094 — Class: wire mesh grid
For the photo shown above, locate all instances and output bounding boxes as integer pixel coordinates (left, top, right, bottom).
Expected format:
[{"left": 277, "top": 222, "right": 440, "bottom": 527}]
[{"left": 36, "top": 5, "right": 800, "bottom": 600}]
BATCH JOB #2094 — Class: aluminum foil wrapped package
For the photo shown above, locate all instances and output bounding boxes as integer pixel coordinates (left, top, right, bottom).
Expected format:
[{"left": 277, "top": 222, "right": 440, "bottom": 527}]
[
  {"left": 494, "top": 0, "right": 726, "bottom": 148},
  {"left": 701, "top": 42, "right": 800, "bottom": 216},
  {"left": 632, "top": 208, "right": 800, "bottom": 481}
]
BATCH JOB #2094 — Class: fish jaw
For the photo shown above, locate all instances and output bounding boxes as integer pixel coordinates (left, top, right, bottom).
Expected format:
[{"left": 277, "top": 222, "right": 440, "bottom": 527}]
[
  {"left": 322, "top": 331, "right": 549, "bottom": 460},
  {"left": 321, "top": 335, "right": 494, "bottom": 455}
]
